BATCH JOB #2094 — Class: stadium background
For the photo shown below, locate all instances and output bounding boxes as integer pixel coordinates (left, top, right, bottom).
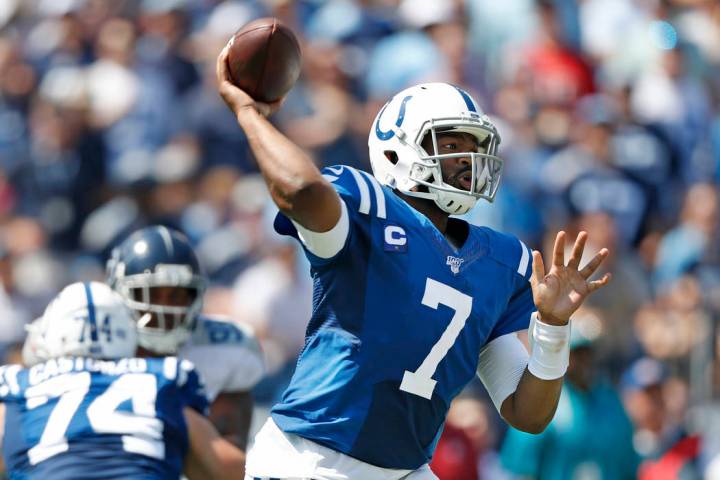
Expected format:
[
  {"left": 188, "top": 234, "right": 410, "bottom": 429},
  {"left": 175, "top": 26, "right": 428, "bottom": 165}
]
[{"left": 0, "top": 0, "right": 719, "bottom": 478}]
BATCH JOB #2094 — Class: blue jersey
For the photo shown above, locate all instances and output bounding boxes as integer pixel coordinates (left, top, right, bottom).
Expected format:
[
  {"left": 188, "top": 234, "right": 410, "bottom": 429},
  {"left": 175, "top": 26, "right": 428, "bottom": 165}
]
[
  {"left": 1, "top": 356, "right": 209, "bottom": 480},
  {"left": 272, "top": 165, "right": 535, "bottom": 469}
]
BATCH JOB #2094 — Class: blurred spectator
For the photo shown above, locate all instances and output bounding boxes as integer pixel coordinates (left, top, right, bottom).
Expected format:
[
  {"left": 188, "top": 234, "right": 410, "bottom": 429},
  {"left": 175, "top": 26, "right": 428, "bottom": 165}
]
[
  {"left": 430, "top": 422, "right": 479, "bottom": 480},
  {"left": 274, "top": 38, "right": 365, "bottom": 170},
  {"left": 501, "top": 308, "right": 638, "bottom": 479},
  {"left": 654, "top": 183, "right": 719, "bottom": 290},
  {"left": 432, "top": 396, "right": 510, "bottom": 480},
  {"left": 540, "top": 95, "right": 649, "bottom": 246},
  {"left": 631, "top": 46, "right": 713, "bottom": 183},
  {"left": 622, "top": 357, "right": 701, "bottom": 480},
  {"left": 0, "top": 245, "right": 30, "bottom": 357},
  {"left": 634, "top": 276, "right": 709, "bottom": 361},
  {"left": 520, "top": 0, "right": 595, "bottom": 105}
]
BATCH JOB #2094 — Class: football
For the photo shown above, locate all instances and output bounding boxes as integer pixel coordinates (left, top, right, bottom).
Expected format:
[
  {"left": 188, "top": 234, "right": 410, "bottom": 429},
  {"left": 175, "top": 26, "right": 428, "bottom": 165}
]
[{"left": 226, "top": 17, "right": 302, "bottom": 103}]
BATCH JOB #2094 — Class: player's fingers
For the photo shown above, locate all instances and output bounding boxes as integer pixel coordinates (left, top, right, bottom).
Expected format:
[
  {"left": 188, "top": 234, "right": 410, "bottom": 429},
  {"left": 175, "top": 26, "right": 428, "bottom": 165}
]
[
  {"left": 567, "top": 231, "right": 587, "bottom": 270},
  {"left": 259, "top": 96, "right": 286, "bottom": 117},
  {"left": 216, "top": 42, "right": 232, "bottom": 84},
  {"left": 254, "top": 102, "right": 272, "bottom": 117},
  {"left": 578, "top": 248, "right": 609, "bottom": 279},
  {"left": 552, "top": 231, "right": 566, "bottom": 267},
  {"left": 530, "top": 250, "right": 545, "bottom": 288},
  {"left": 587, "top": 272, "right": 612, "bottom": 293}
]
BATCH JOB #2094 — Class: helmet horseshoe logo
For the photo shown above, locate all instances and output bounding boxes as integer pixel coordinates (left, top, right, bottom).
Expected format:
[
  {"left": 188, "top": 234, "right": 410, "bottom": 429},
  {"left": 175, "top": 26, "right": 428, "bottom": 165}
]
[{"left": 375, "top": 95, "right": 413, "bottom": 141}]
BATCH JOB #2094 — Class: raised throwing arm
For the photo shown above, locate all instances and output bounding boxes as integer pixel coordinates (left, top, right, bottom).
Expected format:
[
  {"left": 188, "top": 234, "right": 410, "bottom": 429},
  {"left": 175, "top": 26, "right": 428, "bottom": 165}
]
[{"left": 216, "top": 44, "right": 341, "bottom": 233}]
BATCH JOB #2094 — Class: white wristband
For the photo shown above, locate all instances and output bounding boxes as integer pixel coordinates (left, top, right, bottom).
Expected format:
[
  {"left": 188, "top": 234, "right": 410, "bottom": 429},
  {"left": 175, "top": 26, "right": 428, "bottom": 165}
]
[{"left": 527, "top": 312, "right": 570, "bottom": 380}]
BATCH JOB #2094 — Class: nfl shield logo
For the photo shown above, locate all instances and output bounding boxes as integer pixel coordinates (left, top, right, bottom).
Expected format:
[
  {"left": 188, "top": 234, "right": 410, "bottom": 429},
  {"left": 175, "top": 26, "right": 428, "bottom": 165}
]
[{"left": 446, "top": 256, "right": 464, "bottom": 274}]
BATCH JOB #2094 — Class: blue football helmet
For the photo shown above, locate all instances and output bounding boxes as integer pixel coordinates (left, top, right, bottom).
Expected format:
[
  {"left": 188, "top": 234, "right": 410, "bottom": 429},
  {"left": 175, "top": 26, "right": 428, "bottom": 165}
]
[{"left": 107, "top": 226, "right": 206, "bottom": 354}]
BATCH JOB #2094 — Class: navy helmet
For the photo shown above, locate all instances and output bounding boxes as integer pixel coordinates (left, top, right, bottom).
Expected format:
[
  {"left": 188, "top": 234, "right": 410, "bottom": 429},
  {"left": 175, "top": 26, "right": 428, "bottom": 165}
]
[{"left": 107, "top": 226, "right": 206, "bottom": 354}]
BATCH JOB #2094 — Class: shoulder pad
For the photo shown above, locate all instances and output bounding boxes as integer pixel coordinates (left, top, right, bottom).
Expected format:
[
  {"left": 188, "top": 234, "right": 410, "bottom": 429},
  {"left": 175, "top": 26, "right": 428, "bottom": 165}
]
[
  {"left": 479, "top": 227, "right": 532, "bottom": 281},
  {"left": 0, "top": 364, "right": 22, "bottom": 397},
  {"left": 191, "top": 315, "right": 259, "bottom": 349},
  {"left": 321, "top": 165, "right": 388, "bottom": 220}
]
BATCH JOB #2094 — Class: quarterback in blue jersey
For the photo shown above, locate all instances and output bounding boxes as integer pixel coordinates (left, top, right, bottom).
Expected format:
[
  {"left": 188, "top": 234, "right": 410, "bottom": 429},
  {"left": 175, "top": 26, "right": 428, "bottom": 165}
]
[
  {"left": 1, "top": 282, "right": 245, "bottom": 480},
  {"left": 105, "top": 226, "right": 265, "bottom": 450},
  {"left": 217, "top": 45, "right": 611, "bottom": 479}
]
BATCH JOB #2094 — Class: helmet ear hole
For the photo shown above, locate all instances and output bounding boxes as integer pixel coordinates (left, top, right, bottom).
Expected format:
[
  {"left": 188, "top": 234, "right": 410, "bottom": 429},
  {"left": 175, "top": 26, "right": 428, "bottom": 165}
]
[{"left": 384, "top": 151, "right": 399, "bottom": 165}]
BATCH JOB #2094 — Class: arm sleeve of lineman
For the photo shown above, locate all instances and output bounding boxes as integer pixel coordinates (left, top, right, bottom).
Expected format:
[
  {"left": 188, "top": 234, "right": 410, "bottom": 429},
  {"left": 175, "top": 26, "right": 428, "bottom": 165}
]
[
  {"left": 0, "top": 365, "right": 22, "bottom": 448},
  {"left": 167, "top": 357, "right": 210, "bottom": 416},
  {"left": 273, "top": 165, "right": 387, "bottom": 263},
  {"left": 476, "top": 332, "right": 529, "bottom": 413},
  {"left": 0, "top": 365, "right": 22, "bottom": 401}
]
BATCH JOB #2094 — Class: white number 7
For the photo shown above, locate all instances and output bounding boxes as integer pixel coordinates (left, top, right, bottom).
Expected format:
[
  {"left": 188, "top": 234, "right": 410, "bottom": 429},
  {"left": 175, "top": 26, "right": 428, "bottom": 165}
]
[{"left": 400, "top": 278, "right": 472, "bottom": 400}]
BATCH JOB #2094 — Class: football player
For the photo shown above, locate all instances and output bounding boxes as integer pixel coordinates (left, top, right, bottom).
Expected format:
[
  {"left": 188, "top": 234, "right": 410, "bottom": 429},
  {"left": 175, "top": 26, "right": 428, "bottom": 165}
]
[
  {"left": 216, "top": 46, "right": 611, "bottom": 479},
  {"left": 0, "top": 281, "right": 245, "bottom": 479},
  {"left": 106, "top": 225, "right": 264, "bottom": 450}
]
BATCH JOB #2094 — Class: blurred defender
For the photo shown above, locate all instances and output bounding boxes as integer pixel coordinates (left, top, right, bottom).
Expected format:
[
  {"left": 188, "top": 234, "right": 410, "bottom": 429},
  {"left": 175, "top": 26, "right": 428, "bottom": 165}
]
[
  {"left": 106, "top": 225, "right": 265, "bottom": 450},
  {"left": 0, "top": 281, "right": 244, "bottom": 479},
  {"left": 216, "top": 40, "right": 611, "bottom": 479}
]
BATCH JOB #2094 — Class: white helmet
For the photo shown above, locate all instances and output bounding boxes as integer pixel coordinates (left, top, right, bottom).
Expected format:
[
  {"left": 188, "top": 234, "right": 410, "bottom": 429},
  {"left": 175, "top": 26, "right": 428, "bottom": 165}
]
[
  {"left": 29, "top": 282, "right": 138, "bottom": 360},
  {"left": 368, "top": 82, "right": 503, "bottom": 215},
  {"left": 22, "top": 317, "right": 50, "bottom": 366}
]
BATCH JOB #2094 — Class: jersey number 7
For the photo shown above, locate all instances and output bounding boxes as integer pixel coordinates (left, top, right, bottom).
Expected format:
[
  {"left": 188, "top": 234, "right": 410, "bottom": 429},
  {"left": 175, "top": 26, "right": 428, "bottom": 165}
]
[{"left": 400, "top": 278, "right": 472, "bottom": 400}]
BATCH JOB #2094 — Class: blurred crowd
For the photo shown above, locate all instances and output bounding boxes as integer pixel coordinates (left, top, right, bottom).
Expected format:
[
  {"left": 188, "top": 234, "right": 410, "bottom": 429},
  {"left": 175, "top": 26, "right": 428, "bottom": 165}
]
[{"left": 0, "top": 0, "right": 719, "bottom": 478}]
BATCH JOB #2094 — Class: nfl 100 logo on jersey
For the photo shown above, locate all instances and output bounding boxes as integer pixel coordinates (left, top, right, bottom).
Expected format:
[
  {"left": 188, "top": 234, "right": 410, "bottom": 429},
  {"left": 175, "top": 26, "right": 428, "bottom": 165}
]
[{"left": 446, "top": 256, "right": 464, "bottom": 274}]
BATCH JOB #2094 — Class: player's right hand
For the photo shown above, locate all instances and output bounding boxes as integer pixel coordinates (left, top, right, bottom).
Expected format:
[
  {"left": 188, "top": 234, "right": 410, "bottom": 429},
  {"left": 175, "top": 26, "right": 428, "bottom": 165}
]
[{"left": 216, "top": 43, "right": 283, "bottom": 118}]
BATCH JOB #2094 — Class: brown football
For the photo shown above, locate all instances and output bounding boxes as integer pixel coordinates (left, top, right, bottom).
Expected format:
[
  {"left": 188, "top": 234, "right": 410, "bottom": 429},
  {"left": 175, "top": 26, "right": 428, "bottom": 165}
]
[{"left": 226, "top": 17, "right": 302, "bottom": 103}]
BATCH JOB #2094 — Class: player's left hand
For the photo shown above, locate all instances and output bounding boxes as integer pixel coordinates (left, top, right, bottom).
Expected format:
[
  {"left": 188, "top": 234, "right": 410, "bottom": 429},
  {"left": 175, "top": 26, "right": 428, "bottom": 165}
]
[{"left": 530, "top": 231, "right": 611, "bottom": 326}]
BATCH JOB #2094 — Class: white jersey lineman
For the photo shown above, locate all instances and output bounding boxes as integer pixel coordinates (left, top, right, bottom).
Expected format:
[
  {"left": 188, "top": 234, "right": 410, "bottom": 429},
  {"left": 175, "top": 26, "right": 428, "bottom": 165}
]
[{"left": 180, "top": 314, "right": 264, "bottom": 401}]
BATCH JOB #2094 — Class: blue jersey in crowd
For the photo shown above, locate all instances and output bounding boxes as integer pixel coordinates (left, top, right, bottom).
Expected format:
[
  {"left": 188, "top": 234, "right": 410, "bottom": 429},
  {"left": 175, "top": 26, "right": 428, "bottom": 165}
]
[
  {"left": 1, "top": 356, "right": 208, "bottom": 480},
  {"left": 272, "top": 165, "right": 535, "bottom": 469}
]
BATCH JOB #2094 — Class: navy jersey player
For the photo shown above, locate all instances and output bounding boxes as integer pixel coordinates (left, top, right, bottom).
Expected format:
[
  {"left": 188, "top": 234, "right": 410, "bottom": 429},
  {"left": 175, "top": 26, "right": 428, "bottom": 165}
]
[
  {"left": 0, "top": 282, "right": 245, "bottom": 480},
  {"left": 216, "top": 46, "right": 611, "bottom": 478},
  {"left": 105, "top": 226, "right": 265, "bottom": 450}
]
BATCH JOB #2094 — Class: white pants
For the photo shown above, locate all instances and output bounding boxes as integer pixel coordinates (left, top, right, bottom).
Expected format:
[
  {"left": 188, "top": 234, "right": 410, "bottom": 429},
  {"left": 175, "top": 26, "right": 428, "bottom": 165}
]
[{"left": 245, "top": 418, "right": 438, "bottom": 480}]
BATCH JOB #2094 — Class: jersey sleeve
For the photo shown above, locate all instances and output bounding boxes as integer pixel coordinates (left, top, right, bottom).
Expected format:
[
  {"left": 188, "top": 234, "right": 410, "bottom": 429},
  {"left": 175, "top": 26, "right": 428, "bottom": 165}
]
[
  {"left": 0, "top": 365, "right": 23, "bottom": 402},
  {"left": 484, "top": 232, "right": 536, "bottom": 342},
  {"left": 176, "top": 359, "right": 210, "bottom": 416},
  {"left": 273, "top": 165, "right": 387, "bottom": 265},
  {"left": 488, "top": 283, "right": 535, "bottom": 342}
]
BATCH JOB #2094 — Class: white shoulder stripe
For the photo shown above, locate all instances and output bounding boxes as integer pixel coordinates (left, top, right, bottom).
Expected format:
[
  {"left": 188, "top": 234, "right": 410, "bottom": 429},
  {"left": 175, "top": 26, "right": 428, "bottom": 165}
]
[
  {"left": 163, "top": 357, "right": 178, "bottom": 381},
  {"left": 347, "top": 167, "right": 371, "bottom": 215},
  {"left": 517, "top": 240, "right": 530, "bottom": 277},
  {"left": 359, "top": 170, "right": 387, "bottom": 219},
  {"left": 326, "top": 166, "right": 344, "bottom": 175},
  {"left": 2, "top": 365, "right": 21, "bottom": 395}
]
